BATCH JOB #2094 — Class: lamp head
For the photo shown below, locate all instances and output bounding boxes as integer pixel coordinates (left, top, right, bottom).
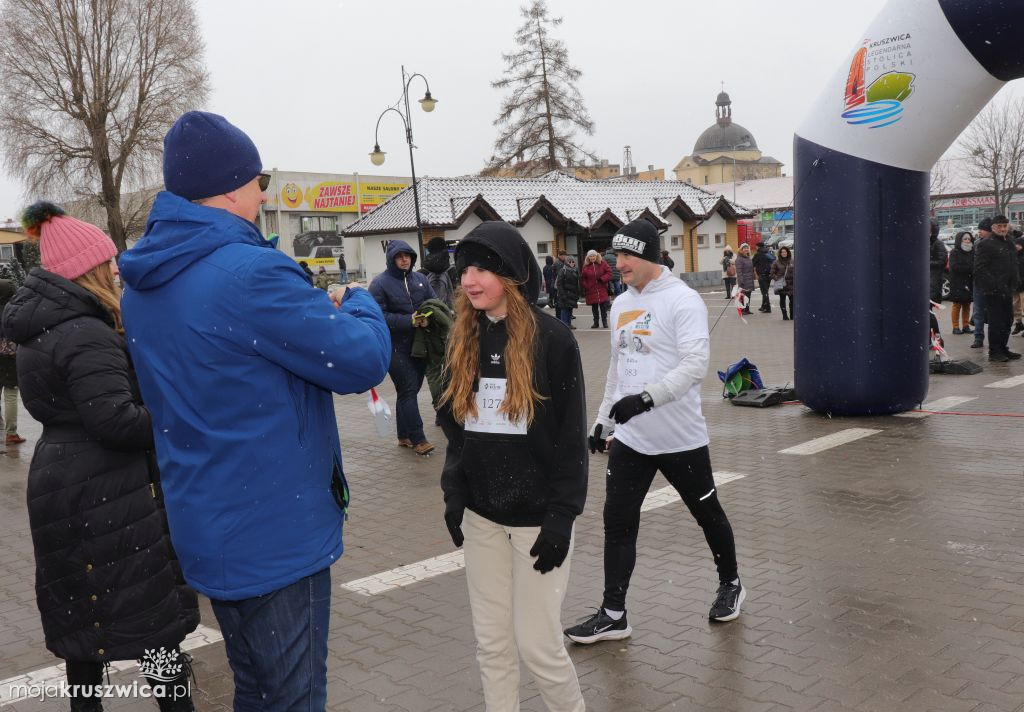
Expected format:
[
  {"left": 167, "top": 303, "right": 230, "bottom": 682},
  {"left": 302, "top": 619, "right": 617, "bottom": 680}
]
[
  {"left": 419, "top": 91, "right": 437, "bottom": 113},
  {"left": 370, "top": 144, "right": 386, "bottom": 166}
]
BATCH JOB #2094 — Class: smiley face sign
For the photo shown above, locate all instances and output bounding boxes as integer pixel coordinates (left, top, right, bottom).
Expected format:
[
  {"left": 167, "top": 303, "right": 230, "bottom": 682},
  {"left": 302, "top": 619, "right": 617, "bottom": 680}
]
[{"left": 281, "top": 182, "right": 303, "bottom": 209}]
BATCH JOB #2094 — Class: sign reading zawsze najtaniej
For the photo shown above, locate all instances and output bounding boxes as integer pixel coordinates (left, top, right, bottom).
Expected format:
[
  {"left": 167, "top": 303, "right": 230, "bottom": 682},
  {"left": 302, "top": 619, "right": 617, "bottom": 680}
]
[{"left": 612, "top": 235, "right": 644, "bottom": 254}]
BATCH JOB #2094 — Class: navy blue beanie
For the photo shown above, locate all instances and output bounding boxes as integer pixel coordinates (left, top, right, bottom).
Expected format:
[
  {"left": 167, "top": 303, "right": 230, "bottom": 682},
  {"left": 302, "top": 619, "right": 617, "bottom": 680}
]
[{"left": 163, "top": 111, "right": 262, "bottom": 200}]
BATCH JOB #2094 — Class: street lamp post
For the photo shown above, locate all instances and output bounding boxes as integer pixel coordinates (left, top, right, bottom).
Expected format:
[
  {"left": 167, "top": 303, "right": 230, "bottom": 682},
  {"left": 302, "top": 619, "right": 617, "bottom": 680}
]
[{"left": 370, "top": 65, "right": 437, "bottom": 258}]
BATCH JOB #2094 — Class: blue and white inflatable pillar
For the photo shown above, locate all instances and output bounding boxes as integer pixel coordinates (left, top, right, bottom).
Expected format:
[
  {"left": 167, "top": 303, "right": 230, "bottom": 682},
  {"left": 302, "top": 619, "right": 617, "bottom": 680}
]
[{"left": 794, "top": 0, "right": 1024, "bottom": 415}]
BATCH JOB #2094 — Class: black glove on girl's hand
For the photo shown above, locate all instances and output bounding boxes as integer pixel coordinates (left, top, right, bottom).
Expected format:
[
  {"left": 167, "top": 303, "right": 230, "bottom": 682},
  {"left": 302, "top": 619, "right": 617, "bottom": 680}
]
[
  {"left": 588, "top": 423, "right": 608, "bottom": 454},
  {"left": 529, "top": 529, "right": 570, "bottom": 573},
  {"left": 444, "top": 509, "right": 464, "bottom": 548},
  {"left": 609, "top": 391, "right": 653, "bottom": 424}
]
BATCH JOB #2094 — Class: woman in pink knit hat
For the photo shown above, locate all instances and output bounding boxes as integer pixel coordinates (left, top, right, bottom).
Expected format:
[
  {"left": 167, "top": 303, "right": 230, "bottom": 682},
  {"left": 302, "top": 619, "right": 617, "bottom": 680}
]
[{"left": 1, "top": 203, "right": 199, "bottom": 711}]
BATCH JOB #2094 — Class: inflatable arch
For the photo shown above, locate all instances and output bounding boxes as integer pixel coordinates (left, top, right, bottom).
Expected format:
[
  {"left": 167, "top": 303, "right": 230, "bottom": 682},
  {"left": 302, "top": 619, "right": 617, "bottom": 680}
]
[{"left": 794, "top": 0, "right": 1024, "bottom": 415}]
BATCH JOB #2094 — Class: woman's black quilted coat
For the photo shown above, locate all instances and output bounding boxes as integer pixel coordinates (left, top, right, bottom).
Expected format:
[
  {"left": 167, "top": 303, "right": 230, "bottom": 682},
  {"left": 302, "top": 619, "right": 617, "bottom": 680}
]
[{"left": 2, "top": 268, "right": 198, "bottom": 662}]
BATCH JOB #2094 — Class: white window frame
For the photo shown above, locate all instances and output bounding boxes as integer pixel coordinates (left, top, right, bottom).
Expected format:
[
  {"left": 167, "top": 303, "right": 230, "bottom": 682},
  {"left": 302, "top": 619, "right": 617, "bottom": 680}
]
[
  {"left": 714, "top": 233, "right": 726, "bottom": 248},
  {"left": 537, "top": 242, "right": 550, "bottom": 255},
  {"left": 670, "top": 235, "right": 681, "bottom": 248},
  {"left": 697, "top": 234, "right": 708, "bottom": 248}
]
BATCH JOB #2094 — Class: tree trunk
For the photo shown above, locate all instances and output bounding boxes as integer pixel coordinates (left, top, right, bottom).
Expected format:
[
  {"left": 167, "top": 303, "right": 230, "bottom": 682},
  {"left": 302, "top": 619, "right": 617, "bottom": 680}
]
[
  {"left": 93, "top": 129, "right": 127, "bottom": 252},
  {"left": 536, "top": 19, "right": 556, "bottom": 171}
]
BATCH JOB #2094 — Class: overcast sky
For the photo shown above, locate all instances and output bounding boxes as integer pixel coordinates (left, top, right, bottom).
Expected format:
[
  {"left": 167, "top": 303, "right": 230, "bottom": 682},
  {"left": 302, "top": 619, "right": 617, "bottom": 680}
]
[{"left": 1, "top": 0, "right": 1020, "bottom": 222}]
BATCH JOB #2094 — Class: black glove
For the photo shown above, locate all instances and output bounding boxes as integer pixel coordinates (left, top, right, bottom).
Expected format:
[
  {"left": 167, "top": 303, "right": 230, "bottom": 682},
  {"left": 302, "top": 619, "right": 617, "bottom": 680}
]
[
  {"left": 588, "top": 423, "right": 608, "bottom": 454},
  {"left": 609, "top": 391, "right": 654, "bottom": 424},
  {"left": 529, "top": 529, "right": 570, "bottom": 573},
  {"left": 444, "top": 508, "right": 464, "bottom": 548}
]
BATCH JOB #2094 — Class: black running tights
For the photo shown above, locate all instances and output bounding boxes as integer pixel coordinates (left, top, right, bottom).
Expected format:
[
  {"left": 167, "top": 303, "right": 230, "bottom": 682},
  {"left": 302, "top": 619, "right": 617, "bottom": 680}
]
[{"left": 602, "top": 441, "right": 738, "bottom": 611}]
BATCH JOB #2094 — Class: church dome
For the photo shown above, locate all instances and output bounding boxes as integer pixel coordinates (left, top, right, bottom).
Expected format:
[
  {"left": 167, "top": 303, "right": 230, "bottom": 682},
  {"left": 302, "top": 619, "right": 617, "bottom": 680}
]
[
  {"left": 693, "top": 89, "right": 758, "bottom": 154},
  {"left": 693, "top": 123, "right": 758, "bottom": 154}
]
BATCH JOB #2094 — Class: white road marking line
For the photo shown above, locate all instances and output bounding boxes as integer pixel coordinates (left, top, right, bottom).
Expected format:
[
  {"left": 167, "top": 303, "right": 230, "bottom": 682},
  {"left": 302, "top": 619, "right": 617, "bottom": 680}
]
[
  {"left": 984, "top": 374, "right": 1024, "bottom": 389},
  {"left": 0, "top": 624, "right": 222, "bottom": 707},
  {"left": 342, "top": 471, "right": 748, "bottom": 596},
  {"left": 895, "top": 395, "right": 977, "bottom": 419},
  {"left": 778, "top": 428, "right": 881, "bottom": 455}
]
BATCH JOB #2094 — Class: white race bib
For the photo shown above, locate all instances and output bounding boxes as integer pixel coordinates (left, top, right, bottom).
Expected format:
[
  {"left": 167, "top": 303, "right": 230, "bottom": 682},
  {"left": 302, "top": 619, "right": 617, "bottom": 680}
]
[
  {"left": 616, "top": 328, "right": 656, "bottom": 395},
  {"left": 465, "top": 377, "right": 527, "bottom": 435}
]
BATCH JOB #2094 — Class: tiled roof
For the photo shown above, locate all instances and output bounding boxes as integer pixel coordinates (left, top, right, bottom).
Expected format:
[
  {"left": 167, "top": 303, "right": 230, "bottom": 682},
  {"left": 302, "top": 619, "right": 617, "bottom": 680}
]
[
  {"left": 344, "top": 175, "right": 748, "bottom": 235},
  {"left": 703, "top": 176, "right": 794, "bottom": 212}
]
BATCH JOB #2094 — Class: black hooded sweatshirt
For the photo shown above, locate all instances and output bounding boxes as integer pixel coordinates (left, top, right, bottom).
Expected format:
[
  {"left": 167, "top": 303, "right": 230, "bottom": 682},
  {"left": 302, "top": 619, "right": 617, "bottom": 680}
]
[{"left": 438, "top": 222, "right": 587, "bottom": 539}]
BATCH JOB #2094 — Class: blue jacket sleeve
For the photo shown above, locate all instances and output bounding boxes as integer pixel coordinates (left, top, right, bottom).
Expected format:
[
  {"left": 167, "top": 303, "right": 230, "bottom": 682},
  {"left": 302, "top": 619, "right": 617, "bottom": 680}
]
[{"left": 246, "top": 253, "right": 391, "bottom": 393}]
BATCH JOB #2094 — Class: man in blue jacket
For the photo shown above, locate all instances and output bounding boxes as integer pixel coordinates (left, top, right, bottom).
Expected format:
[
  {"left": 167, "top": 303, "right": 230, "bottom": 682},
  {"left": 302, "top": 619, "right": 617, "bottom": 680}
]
[
  {"left": 369, "top": 240, "right": 436, "bottom": 455},
  {"left": 119, "top": 111, "right": 391, "bottom": 710}
]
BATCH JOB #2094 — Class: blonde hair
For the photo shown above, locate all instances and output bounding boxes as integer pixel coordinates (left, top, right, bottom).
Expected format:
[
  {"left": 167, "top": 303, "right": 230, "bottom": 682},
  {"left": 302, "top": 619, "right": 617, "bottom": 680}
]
[
  {"left": 440, "top": 276, "right": 545, "bottom": 425},
  {"left": 74, "top": 262, "right": 123, "bottom": 333}
]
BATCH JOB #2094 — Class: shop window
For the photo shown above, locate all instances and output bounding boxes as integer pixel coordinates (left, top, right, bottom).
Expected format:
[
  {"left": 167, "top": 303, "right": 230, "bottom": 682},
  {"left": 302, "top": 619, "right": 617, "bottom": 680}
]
[
  {"left": 300, "top": 215, "right": 338, "bottom": 233},
  {"left": 714, "top": 234, "right": 726, "bottom": 247}
]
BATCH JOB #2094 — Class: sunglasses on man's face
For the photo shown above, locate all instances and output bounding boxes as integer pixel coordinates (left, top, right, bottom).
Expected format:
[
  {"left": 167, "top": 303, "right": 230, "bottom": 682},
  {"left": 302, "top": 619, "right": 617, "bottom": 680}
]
[{"left": 257, "top": 173, "right": 271, "bottom": 191}]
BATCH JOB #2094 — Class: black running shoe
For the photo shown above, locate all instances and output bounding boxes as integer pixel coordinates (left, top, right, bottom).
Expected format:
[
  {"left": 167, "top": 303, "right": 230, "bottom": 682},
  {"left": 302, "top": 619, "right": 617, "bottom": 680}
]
[
  {"left": 564, "top": 608, "right": 632, "bottom": 644},
  {"left": 709, "top": 581, "right": 746, "bottom": 622},
  {"left": 1005, "top": 350, "right": 1022, "bottom": 360}
]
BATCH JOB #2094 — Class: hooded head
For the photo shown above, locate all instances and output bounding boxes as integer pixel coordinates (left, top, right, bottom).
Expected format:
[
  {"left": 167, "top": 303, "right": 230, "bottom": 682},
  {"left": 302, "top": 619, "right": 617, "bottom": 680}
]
[
  {"left": 610, "top": 219, "right": 661, "bottom": 263},
  {"left": 930, "top": 219, "right": 939, "bottom": 240},
  {"left": 385, "top": 239, "right": 418, "bottom": 275},
  {"left": 454, "top": 221, "right": 542, "bottom": 304}
]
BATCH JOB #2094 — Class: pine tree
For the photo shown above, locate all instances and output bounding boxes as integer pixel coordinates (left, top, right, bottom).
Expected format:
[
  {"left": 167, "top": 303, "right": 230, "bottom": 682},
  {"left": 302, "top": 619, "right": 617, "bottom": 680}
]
[{"left": 486, "top": 0, "right": 595, "bottom": 176}]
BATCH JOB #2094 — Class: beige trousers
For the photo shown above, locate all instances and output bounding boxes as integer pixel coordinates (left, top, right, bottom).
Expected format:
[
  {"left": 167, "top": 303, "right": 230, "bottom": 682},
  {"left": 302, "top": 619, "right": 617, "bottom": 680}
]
[
  {"left": 1013, "top": 292, "right": 1023, "bottom": 320},
  {"left": 2, "top": 386, "right": 17, "bottom": 435},
  {"left": 463, "top": 510, "right": 585, "bottom": 712}
]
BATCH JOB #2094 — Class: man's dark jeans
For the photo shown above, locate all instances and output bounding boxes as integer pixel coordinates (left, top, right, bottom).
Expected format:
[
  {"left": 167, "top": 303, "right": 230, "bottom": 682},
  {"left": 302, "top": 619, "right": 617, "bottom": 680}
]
[
  {"left": 757, "top": 275, "right": 772, "bottom": 310},
  {"left": 211, "top": 568, "right": 331, "bottom": 711},
  {"left": 388, "top": 349, "right": 427, "bottom": 444},
  {"left": 986, "top": 294, "right": 1013, "bottom": 356}
]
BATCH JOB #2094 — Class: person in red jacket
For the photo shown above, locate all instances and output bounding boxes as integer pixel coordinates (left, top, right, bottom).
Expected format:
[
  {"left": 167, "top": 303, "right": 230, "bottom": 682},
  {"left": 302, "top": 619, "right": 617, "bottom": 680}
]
[{"left": 581, "top": 250, "right": 612, "bottom": 328}]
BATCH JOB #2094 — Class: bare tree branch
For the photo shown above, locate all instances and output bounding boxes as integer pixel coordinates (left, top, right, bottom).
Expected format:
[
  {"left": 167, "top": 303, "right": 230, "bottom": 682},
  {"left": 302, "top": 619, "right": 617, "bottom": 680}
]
[
  {"left": 958, "top": 96, "right": 1024, "bottom": 217},
  {"left": 0, "top": 0, "right": 209, "bottom": 250}
]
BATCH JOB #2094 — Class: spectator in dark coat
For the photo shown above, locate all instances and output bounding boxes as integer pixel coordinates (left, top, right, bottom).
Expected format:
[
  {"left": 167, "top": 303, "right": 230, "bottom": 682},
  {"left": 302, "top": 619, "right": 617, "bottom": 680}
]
[
  {"left": 947, "top": 231, "right": 974, "bottom": 333},
  {"left": 929, "top": 220, "right": 948, "bottom": 304},
  {"left": 973, "top": 215, "right": 1020, "bottom": 361},
  {"left": 769, "top": 246, "right": 795, "bottom": 320},
  {"left": 0, "top": 278, "right": 23, "bottom": 445},
  {"left": 542, "top": 255, "right": 558, "bottom": 308},
  {"left": 337, "top": 253, "right": 348, "bottom": 283},
  {"left": 369, "top": 239, "right": 438, "bottom": 454},
  {"left": 581, "top": 250, "right": 612, "bottom": 328},
  {"left": 554, "top": 256, "right": 581, "bottom": 329},
  {"left": 735, "top": 244, "right": 755, "bottom": 314},
  {"left": 752, "top": 242, "right": 775, "bottom": 313},
  {"left": 3, "top": 203, "right": 198, "bottom": 711},
  {"left": 721, "top": 246, "right": 736, "bottom": 300},
  {"left": 971, "top": 218, "right": 994, "bottom": 347},
  {"left": 603, "top": 247, "right": 622, "bottom": 296},
  {"left": 298, "top": 260, "right": 314, "bottom": 285},
  {"left": 421, "top": 236, "right": 455, "bottom": 308}
]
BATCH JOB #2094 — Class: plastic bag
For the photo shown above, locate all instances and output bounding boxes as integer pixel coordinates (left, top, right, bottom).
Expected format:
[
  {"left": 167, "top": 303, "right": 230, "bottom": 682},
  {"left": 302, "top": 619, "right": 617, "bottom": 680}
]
[
  {"left": 716, "top": 358, "right": 765, "bottom": 398},
  {"left": 367, "top": 388, "right": 393, "bottom": 438}
]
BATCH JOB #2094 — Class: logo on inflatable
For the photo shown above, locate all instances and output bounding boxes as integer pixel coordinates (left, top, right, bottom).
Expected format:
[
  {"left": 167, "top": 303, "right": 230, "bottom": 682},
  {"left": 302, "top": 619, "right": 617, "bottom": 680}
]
[{"left": 841, "top": 36, "right": 915, "bottom": 129}]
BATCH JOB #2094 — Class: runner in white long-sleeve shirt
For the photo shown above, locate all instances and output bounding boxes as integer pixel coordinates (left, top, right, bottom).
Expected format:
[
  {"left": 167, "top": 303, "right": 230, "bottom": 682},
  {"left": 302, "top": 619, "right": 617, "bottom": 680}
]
[{"left": 564, "top": 219, "right": 744, "bottom": 645}]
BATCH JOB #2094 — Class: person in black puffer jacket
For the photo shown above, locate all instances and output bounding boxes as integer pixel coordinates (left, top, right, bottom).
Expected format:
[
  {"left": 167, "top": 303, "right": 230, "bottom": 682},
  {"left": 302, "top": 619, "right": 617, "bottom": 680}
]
[
  {"left": 420, "top": 236, "right": 455, "bottom": 308},
  {"left": 554, "top": 256, "right": 581, "bottom": 328},
  {"left": 947, "top": 231, "right": 975, "bottom": 334},
  {"left": 2, "top": 203, "right": 198, "bottom": 712},
  {"left": 438, "top": 220, "right": 587, "bottom": 711},
  {"left": 929, "top": 220, "right": 948, "bottom": 304}
]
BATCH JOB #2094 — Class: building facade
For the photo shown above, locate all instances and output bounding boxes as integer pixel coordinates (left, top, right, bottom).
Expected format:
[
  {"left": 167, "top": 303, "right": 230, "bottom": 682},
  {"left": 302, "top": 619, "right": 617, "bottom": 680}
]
[{"left": 673, "top": 91, "right": 783, "bottom": 186}]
